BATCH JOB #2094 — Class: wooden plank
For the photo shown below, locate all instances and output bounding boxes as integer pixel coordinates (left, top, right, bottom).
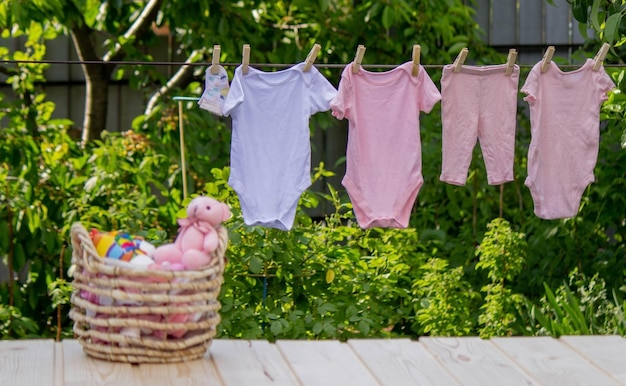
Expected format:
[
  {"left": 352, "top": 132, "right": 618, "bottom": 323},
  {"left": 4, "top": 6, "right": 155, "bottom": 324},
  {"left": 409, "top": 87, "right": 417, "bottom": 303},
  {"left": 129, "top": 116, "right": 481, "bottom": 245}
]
[
  {"left": 491, "top": 0, "right": 517, "bottom": 46},
  {"left": 210, "top": 339, "right": 300, "bottom": 386},
  {"left": 545, "top": 0, "right": 570, "bottom": 45},
  {"left": 276, "top": 340, "right": 380, "bottom": 386},
  {"left": 61, "top": 340, "right": 143, "bottom": 386},
  {"left": 473, "top": 0, "right": 491, "bottom": 43},
  {"left": 560, "top": 335, "right": 626, "bottom": 384},
  {"left": 419, "top": 337, "right": 539, "bottom": 386},
  {"left": 45, "top": 86, "right": 70, "bottom": 119},
  {"left": 119, "top": 86, "right": 145, "bottom": 132},
  {"left": 69, "top": 85, "right": 86, "bottom": 132},
  {"left": 518, "top": 52, "right": 543, "bottom": 66},
  {"left": 0, "top": 339, "right": 56, "bottom": 386},
  {"left": 55, "top": 342, "right": 64, "bottom": 386},
  {"left": 44, "top": 38, "right": 71, "bottom": 82},
  {"left": 572, "top": 24, "right": 590, "bottom": 45},
  {"left": 137, "top": 354, "right": 222, "bottom": 386},
  {"left": 519, "top": 0, "right": 544, "bottom": 45},
  {"left": 492, "top": 336, "right": 620, "bottom": 386},
  {"left": 348, "top": 339, "right": 459, "bottom": 386},
  {"left": 106, "top": 86, "right": 120, "bottom": 133}
]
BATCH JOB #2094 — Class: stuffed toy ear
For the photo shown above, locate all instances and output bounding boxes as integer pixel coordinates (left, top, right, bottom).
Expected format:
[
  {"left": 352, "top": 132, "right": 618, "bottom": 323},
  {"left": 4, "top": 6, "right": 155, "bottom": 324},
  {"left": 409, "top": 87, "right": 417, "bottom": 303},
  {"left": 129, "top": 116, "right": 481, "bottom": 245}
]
[{"left": 221, "top": 203, "right": 232, "bottom": 222}]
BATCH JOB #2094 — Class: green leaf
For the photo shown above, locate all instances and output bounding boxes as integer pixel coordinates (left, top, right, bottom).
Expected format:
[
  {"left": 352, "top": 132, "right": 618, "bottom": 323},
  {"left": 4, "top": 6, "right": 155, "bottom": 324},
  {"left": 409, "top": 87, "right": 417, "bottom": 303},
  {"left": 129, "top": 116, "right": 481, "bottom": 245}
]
[
  {"left": 590, "top": 0, "right": 602, "bottom": 32},
  {"left": 578, "top": 21, "right": 590, "bottom": 40},
  {"left": 14, "top": 243, "right": 26, "bottom": 271},
  {"left": 82, "top": 0, "right": 100, "bottom": 27},
  {"left": 28, "top": 23, "right": 43, "bottom": 42},
  {"left": 543, "top": 283, "right": 566, "bottom": 322},
  {"left": 448, "top": 42, "right": 468, "bottom": 56},
  {"left": 358, "top": 320, "right": 370, "bottom": 335},
  {"left": 323, "top": 322, "right": 336, "bottom": 335},
  {"left": 382, "top": 6, "right": 394, "bottom": 30},
  {"left": 325, "top": 269, "right": 335, "bottom": 284},
  {"left": 604, "top": 12, "right": 621, "bottom": 45},
  {"left": 270, "top": 320, "right": 282, "bottom": 335},
  {"left": 249, "top": 256, "right": 263, "bottom": 274},
  {"left": 571, "top": 0, "right": 588, "bottom": 23},
  {"left": 318, "top": 302, "right": 337, "bottom": 315},
  {"left": 29, "top": 284, "right": 39, "bottom": 310},
  {"left": 0, "top": 221, "right": 8, "bottom": 251}
]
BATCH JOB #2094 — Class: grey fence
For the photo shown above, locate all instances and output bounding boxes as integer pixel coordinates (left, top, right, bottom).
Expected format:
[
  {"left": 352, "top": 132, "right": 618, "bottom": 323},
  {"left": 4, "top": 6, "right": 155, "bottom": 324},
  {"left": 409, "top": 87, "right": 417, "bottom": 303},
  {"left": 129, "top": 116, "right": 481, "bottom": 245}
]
[{"left": 474, "top": 0, "right": 587, "bottom": 64}]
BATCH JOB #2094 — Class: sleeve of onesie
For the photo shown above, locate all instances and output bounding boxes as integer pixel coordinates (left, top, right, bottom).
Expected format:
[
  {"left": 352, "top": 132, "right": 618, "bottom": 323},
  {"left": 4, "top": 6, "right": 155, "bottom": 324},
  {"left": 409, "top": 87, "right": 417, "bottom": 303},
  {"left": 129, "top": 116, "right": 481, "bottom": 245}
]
[
  {"left": 329, "top": 66, "right": 352, "bottom": 120},
  {"left": 309, "top": 67, "right": 338, "bottom": 115},
  {"left": 222, "top": 67, "right": 244, "bottom": 117},
  {"left": 595, "top": 67, "right": 616, "bottom": 103},
  {"left": 417, "top": 66, "right": 442, "bottom": 113},
  {"left": 520, "top": 64, "right": 539, "bottom": 105}
]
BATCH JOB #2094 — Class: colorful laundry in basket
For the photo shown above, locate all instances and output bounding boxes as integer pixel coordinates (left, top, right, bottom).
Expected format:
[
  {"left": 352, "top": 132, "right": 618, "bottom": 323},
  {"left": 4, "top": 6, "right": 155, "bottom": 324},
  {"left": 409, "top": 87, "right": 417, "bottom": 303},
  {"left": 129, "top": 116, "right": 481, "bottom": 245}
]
[{"left": 89, "top": 229, "right": 156, "bottom": 266}]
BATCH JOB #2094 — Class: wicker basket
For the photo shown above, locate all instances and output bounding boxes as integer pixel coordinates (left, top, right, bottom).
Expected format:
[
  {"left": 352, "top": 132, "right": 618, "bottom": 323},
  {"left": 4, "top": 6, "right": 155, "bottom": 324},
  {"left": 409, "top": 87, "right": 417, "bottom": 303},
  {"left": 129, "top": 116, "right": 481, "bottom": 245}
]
[{"left": 69, "top": 222, "right": 228, "bottom": 363}]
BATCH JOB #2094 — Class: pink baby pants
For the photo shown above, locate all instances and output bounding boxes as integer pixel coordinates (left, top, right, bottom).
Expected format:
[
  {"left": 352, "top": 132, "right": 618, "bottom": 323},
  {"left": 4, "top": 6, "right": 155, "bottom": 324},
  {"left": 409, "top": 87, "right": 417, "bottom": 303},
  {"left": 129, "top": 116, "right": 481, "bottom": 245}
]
[{"left": 440, "top": 64, "right": 520, "bottom": 185}]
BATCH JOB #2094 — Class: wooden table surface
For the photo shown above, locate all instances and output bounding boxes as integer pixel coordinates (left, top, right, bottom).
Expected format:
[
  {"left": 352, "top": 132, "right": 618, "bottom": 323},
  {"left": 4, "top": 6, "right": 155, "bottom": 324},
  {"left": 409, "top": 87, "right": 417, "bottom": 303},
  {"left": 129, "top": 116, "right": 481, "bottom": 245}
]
[{"left": 2, "top": 336, "right": 626, "bottom": 385}]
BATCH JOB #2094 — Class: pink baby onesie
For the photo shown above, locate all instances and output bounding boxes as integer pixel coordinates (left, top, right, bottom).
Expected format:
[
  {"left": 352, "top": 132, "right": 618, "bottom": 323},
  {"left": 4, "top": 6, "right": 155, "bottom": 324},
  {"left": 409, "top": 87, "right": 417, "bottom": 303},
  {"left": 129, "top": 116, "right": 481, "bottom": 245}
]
[
  {"left": 330, "top": 62, "right": 441, "bottom": 229},
  {"left": 440, "top": 64, "right": 520, "bottom": 185},
  {"left": 223, "top": 63, "right": 337, "bottom": 230},
  {"left": 521, "top": 59, "right": 614, "bottom": 220}
]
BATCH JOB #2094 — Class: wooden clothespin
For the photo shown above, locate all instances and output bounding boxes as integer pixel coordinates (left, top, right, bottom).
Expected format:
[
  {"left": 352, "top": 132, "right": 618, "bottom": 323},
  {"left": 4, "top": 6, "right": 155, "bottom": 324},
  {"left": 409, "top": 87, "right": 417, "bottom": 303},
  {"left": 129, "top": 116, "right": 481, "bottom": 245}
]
[
  {"left": 505, "top": 48, "right": 517, "bottom": 76},
  {"left": 593, "top": 42, "right": 610, "bottom": 71},
  {"left": 352, "top": 45, "right": 366, "bottom": 74},
  {"left": 210, "top": 45, "right": 221, "bottom": 75},
  {"left": 242, "top": 44, "right": 250, "bottom": 75},
  {"left": 411, "top": 45, "right": 421, "bottom": 76},
  {"left": 541, "top": 46, "right": 555, "bottom": 73},
  {"left": 303, "top": 43, "right": 321, "bottom": 72},
  {"left": 453, "top": 48, "right": 468, "bottom": 73}
]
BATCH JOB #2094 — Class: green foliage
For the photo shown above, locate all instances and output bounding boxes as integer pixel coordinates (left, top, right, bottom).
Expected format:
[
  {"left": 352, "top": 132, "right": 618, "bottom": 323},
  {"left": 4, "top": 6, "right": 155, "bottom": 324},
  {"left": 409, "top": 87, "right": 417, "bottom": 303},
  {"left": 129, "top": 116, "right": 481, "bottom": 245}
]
[
  {"left": 476, "top": 218, "right": 526, "bottom": 283},
  {"left": 565, "top": 0, "right": 624, "bottom": 46},
  {"left": 211, "top": 165, "right": 423, "bottom": 339},
  {"left": 525, "top": 269, "right": 626, "bottom": 336},
  {"left": 476, "top": 218, "right": 527, "bottom": 338},
  {"left": 0, "top": 306, "right": 39, "bottom": 339},
  {"left": 412, "top": 258, "right": 476, "bottom": 336},
  {"left": 0, "top": 24, "right": 70, "bottom": 338}
]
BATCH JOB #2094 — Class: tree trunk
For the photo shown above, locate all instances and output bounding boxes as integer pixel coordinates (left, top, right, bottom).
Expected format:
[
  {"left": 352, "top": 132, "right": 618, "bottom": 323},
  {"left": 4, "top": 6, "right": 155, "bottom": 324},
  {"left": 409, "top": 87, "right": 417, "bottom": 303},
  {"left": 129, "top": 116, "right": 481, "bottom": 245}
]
[
  {"left": 81, "top": 66, "right": 112, "bottom": 143},
  {"left": 69, "top": 0, "right": 163, "bottom": 143},
  {"left": 70, "top": 27, "right": 115, "bottom": 144}
]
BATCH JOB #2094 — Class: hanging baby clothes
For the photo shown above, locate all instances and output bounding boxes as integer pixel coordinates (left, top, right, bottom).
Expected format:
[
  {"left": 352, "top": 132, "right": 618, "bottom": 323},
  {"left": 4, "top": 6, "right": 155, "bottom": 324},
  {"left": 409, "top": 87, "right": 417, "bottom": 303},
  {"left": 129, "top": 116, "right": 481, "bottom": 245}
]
[
  {"left": 223, "top": 63, "right": 337, "bottom": 230},
  {"left": 330, "top": 62, "right": 441, "bottom": 229},
  {"left": 198, "top": 65, "right": 230, "bottom": 116},
  {"left": 521, "top": 59, "right": 614, "bottom": 220},
  {"left": 439, "top": 64, "right": 520, "bottom": 185}
]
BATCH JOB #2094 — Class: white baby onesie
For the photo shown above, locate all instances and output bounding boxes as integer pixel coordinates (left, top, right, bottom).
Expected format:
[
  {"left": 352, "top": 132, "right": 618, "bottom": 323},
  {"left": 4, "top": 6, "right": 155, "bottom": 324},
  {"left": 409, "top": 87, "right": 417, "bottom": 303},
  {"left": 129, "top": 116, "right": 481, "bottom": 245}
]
[{"left": 223, "top": 63, "right": 337, "bottom": 230}]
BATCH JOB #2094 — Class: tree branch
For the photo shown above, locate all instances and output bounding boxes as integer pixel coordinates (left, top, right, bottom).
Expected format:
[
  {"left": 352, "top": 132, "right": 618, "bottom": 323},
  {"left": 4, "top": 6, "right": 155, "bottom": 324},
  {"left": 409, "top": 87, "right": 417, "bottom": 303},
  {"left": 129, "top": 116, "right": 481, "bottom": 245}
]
[
  {"left": 103, "top": 0, "right": 164, "bottom": 63},
  {"left": 70, "top": 23, "right": 102, "bottom": 63},
  {"left": 144, "top": 48, "right": 207, "bottom": 116},
  {"left": 0, "top": 65, "right": 17, "bottom": 76}
]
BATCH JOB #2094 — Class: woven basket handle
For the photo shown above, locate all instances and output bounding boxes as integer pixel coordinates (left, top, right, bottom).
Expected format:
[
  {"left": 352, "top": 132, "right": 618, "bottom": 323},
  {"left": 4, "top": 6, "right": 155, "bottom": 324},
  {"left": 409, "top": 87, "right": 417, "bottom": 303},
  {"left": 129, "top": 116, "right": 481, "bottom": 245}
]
[
  {"left": 70, "top": 222, "right": 101, "bottom": 273},
  {"left": 214, "top": 225, "right": 229, "bottom": 272}
]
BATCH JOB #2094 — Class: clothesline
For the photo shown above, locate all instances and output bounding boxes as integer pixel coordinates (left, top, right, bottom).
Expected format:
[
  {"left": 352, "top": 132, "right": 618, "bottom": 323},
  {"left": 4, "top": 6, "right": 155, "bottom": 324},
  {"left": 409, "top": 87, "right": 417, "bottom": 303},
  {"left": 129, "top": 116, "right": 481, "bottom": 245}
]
[{"left": 1, "top": 59, "right": 625, "bottom": 69}]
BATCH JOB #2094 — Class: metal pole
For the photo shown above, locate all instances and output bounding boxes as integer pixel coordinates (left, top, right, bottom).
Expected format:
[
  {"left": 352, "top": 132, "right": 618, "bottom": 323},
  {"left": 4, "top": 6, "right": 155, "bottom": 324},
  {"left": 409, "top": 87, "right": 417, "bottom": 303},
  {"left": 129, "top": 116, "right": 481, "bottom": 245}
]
[{"left": 177, "top": 100, "right": 188, "bottom": 199}]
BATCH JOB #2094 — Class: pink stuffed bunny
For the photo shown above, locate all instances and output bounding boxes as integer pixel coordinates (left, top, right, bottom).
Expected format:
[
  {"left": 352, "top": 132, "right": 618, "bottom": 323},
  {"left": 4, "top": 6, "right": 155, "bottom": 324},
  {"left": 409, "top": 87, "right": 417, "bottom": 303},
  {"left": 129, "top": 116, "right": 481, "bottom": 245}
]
[{"left": 153, "top": 196, "right": 231, "bottom": 269}]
